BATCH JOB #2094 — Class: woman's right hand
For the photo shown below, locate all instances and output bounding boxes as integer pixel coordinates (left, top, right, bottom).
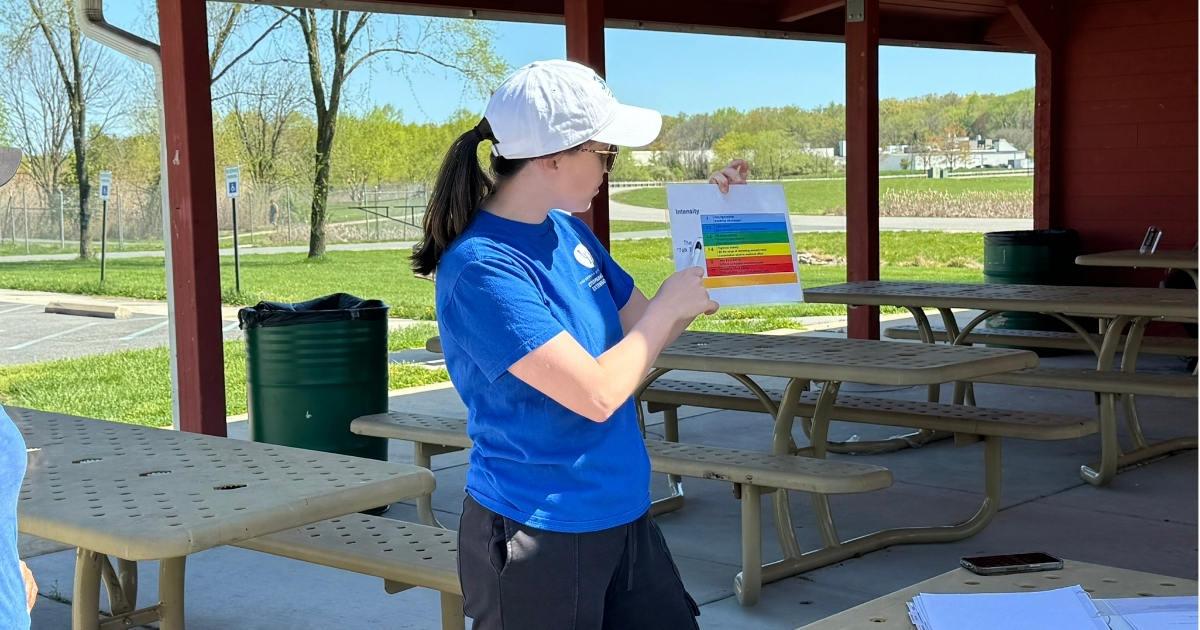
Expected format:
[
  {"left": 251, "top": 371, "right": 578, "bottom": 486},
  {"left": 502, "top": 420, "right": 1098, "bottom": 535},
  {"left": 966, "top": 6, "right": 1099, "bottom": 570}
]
[{"left": 653, "top": 267, "right": 719, "bottom": 323}]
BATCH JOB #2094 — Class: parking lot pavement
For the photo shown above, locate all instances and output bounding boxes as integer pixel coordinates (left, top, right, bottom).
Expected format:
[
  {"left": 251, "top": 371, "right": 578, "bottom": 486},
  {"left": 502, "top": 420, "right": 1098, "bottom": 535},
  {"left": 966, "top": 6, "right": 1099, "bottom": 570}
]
[{"left": 0, "top": 302, "right": 244, "bottom": 366}]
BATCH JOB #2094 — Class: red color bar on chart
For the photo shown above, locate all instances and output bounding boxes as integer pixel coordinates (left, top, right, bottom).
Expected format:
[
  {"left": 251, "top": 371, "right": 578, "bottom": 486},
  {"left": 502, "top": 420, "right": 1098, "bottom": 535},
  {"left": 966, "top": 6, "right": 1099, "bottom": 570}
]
[{"left": 707, "top": 255, "right": 795, "bottom": 277}]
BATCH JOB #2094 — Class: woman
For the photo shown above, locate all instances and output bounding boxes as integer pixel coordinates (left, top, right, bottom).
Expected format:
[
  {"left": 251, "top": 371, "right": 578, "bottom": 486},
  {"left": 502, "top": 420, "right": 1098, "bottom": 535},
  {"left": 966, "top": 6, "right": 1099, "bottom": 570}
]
[
  {"left": 0, "top": 146, "right": 36, "bottom": 629},
  {"left": 412, "top": 60, "right": 746, "bottom": 629}
]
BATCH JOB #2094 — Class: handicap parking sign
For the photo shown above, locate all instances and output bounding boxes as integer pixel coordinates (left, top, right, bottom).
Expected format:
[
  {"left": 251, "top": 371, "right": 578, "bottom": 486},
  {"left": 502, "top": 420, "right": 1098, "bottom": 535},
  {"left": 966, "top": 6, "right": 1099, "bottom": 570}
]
[
  {"left": 225, "top": 166, "right": 240, "bottom": 199},
  {"left": 98, "top": 171, "right": 111, "bottom": 201}
]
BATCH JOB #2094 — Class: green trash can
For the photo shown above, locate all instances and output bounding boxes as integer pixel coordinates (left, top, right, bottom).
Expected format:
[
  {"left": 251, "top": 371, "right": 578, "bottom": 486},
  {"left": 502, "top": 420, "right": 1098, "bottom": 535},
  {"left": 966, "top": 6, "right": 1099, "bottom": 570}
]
[
  {"left": 983, "top": 229, "right": 1080, "bottom": 332},
  {"left": 239, "top": 293, "right": 390, "bottom": 463}
]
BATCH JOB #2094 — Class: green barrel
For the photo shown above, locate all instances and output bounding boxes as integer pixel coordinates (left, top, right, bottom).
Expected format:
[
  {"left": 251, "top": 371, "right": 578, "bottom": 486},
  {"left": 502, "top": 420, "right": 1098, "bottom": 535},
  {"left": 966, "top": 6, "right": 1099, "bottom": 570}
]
[
  {"left": 983, "top": 229, "right": 1080, "bottom": 331},
  {"left": 240, "top": 294, "right": 389, "bottom": 462}
]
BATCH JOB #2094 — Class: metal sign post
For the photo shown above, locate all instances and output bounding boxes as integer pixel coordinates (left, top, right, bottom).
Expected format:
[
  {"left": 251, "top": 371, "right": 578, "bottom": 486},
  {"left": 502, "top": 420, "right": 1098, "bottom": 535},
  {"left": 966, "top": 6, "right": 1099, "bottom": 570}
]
[
  {"left": 225, "top": 166, "right": 242, "bottom": 294},
  {"left": 98, "top": 171, "right": 112, "bottom": 283},
  {"left": 58, "top": 188, "right": 64, "bottom": 249}
]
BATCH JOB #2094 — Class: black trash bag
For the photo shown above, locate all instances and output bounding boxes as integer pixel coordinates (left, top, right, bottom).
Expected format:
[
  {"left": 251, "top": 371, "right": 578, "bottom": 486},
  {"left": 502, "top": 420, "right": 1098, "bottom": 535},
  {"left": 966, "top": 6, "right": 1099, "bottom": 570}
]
[{"left": 238, "top": 293, "right": 389, "bottom": 330}]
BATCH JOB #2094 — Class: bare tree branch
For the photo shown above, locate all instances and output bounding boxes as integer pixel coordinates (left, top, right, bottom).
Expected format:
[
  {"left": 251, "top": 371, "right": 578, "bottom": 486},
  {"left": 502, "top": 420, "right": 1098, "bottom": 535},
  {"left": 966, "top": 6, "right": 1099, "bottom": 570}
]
[{"left": 211, "top": 11, "right": 289, "bottom": 86}]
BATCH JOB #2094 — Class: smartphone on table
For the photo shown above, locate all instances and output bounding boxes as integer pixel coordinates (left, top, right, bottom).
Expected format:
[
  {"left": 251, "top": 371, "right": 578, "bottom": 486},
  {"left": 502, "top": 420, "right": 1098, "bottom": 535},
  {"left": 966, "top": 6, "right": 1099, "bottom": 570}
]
[{"left": 960, "top": 552, "right": 1064, "bottom": 576}]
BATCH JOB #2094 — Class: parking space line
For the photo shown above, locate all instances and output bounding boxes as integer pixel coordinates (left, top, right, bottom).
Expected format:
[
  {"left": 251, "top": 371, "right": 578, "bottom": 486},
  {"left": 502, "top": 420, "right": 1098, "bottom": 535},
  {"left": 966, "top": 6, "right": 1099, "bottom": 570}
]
[
  {"left": 8, "top": 322, "right": 101, "bottom": 350},
  {"left": 223, "top": 321, "right": 240, "bottom": 332},
  {"left": 120, "top": 320, "right": 169, "bottom": 341},
  {"left": 0, "top": 304, "right": 35, "bottom": 315}
]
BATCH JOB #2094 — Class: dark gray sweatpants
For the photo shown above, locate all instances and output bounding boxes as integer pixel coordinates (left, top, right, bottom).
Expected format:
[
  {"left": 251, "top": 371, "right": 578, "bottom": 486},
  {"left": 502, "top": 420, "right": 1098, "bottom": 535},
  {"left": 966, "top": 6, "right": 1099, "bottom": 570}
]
[{"left": 458, "top": 496, "right": 701, "bottom": 630}]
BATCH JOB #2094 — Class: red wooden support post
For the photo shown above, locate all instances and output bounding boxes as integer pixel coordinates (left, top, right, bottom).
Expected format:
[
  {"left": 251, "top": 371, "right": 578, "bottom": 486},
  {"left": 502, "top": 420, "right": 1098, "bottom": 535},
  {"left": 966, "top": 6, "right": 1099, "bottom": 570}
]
[
  {"left": 845, "top": 0, "right": 880, "bottom": 340},
  {"left": 158, "top": 0, "right": 227, "bottom": 436},
  {"left": 565, "top": 0, "right": 611, "bottom": 250},
  {"left": 1007, "top": 0, "right": 1060, "bottom": 230}
]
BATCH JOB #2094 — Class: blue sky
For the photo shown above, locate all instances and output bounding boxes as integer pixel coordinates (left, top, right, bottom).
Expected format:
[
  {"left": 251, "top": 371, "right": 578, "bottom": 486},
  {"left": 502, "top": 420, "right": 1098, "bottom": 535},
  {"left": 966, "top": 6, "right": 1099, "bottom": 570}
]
[{"left": 107, "top": 6, "right": 1033, "bottom": 124}]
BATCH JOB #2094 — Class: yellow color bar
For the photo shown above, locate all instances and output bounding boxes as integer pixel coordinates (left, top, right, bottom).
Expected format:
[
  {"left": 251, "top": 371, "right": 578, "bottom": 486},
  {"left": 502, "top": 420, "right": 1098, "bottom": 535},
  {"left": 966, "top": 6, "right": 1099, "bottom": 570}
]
[
  {"left": 702, "top": 272, "right": 799, "bottom": 289},
  {"left": 704, "top": 243, "right": 793, "bottom": 259}
]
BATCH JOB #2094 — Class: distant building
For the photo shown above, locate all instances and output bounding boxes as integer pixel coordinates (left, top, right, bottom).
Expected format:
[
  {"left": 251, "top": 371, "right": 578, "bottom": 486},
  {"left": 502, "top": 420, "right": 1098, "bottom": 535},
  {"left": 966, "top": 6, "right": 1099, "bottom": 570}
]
[
  {"left": 632, "top": 146, "right": 845, "bottom": 169},
  {"left": 878, "top": 136, "right": 1029, "bottom": 171}
]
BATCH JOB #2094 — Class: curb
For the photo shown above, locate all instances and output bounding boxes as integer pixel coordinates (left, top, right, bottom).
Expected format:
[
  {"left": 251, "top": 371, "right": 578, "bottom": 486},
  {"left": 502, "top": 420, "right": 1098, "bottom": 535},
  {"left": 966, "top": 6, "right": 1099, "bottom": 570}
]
[{"left": 44, "top": 301, "right": 133, "bottom": 319}]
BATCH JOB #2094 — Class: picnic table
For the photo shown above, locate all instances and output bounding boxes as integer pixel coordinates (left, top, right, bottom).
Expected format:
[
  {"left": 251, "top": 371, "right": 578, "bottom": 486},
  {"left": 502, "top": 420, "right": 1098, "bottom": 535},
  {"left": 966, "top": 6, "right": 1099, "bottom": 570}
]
[
  {"left": 805, "top": 281, "right": 1198, "bottom": 484},
  {"left": 643, "top": 331, "right": 1037, "bottom": 604},
  {"left": 11, "top": 407, "right": 436, "bottom": 630},
  {"left": 1076, "top": 249, "right": 1198, "bottom": 284},
  {"left": 798, "top": 559, "right": 1197, "bottom": 629}
]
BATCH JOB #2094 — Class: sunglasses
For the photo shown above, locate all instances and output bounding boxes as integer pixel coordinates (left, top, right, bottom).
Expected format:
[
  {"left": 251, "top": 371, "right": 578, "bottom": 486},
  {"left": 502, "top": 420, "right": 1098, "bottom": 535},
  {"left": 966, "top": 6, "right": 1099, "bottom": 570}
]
[{"left": 578, "top": 144, "right": 619, "bottom": 172}]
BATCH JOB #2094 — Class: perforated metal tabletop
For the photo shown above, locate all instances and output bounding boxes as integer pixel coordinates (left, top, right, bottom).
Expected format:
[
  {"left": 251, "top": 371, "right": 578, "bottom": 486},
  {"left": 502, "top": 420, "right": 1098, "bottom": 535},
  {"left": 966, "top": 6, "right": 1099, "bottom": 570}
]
[
  {"left": 797, "top": 560, "right": 1197, "bottom": 630},
  {"left": 805, "top": 281, "right": 1198, "bottom": 320},
  {"left": 12, "top": 407, "right": 436, "bottom": 561},
  {"left": 656, "top": 331, "right": 1037, "bottom": 386},
  {"left": 1076, "top": 249, "right": 1198, "bottom": 271}
]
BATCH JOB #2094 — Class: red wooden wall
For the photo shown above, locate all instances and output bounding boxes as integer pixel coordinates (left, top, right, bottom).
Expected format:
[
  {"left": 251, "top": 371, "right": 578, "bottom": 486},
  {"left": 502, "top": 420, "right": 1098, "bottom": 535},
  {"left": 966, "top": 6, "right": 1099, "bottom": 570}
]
[{"left": 1059, "top": 0, "right": 1198, "bottom": 285}]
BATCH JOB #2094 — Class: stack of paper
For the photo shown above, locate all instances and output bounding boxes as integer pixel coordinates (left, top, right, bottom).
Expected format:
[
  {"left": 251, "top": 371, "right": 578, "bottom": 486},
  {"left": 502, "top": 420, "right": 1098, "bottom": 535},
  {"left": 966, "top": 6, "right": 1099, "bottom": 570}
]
[{"left": 906, "top": 585, "right": 1108, "bottom": 630}]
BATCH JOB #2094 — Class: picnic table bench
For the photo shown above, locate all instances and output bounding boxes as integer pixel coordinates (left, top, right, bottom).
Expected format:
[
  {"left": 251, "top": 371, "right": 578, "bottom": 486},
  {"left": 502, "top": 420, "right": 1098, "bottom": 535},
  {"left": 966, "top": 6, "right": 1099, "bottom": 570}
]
[
  {"left": 883, "top": 324, "right": 1196, "bottom": 356},
  {"left": 805, "top": 281, "right": 1199, "bottom": 485},
  {"left": 1075, "top": 248, "right": 1198, "bottom": 284},
  {"left": 420, "top": 332, "right": 1041, "bottom": 605},
  {"left": 238, "top": 515, "right": 466, "bottom": 630},
  {"left": 351, "top": 410, "right": 895, "bottom": 607},
  {"left": 11, "top": 407, "right": 435, "bottom": 630}
]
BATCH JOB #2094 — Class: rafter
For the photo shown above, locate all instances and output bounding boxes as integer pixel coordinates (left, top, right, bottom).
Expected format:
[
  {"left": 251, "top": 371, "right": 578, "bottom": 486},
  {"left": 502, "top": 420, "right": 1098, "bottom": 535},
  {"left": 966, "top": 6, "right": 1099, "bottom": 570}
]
[
  {"left": 778, "top": 0, "right": 844, "bottom": 23},
  {"left": 1005, "top": 0, "right": 1056, "bottom": 53}
]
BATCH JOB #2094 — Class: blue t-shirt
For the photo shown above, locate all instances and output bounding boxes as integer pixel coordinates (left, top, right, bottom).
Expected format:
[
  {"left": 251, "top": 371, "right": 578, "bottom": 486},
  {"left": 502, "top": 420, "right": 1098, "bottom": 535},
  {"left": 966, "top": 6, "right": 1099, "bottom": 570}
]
[
  {"left": 436, "top": 210, "right": 649, "bottom": 533},
  {"left": 0, "top": 407, "right": 29, "bottom": 629}
]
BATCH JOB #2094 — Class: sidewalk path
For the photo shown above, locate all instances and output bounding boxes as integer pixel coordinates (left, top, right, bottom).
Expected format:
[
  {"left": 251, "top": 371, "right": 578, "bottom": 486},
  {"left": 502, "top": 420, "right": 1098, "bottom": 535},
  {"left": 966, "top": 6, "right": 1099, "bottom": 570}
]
[
  {"left": 609, "top": 200, "right": 1033, "bottom": 232},
  {"left": 0, "top": 204, "right": 1030, "bottom": 264}
]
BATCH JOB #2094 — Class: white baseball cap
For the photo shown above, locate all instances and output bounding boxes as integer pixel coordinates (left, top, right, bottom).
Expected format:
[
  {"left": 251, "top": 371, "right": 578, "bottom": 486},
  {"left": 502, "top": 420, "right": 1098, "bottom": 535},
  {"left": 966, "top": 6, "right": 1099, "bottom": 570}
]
[
  {"left": 0, "top": 148, "right": 21, "bottom": 188},
  {"left": 483, "top": 59, "right": 662, "bottom": 159}
]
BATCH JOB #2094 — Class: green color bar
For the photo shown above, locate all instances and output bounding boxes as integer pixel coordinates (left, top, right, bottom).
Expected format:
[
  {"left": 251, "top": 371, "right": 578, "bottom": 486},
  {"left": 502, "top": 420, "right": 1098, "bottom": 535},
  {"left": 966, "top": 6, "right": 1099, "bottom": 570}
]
[{"left": 704, "top": 231, "right": 791, "bottom": 246}]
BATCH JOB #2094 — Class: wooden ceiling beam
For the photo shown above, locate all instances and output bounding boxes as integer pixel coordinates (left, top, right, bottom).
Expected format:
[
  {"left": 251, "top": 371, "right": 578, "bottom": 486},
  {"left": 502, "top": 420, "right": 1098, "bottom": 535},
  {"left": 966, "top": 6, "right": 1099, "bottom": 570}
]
[
  {"left": 234, "top": 0, "right": 1018, "bottom": 52},
  {"left": 982, "top": 11, "right": 1032, "bottom": 52},
  {"left": 1005, "top": 0, "right": 1057, "bottom": 53},
  {"left": 778, "top": 0, "right": 845, "bottom": 23}
]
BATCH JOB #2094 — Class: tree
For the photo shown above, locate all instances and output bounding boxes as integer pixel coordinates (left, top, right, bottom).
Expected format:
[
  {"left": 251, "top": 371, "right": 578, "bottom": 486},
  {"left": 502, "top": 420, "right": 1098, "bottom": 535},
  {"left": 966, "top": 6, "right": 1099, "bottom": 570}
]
[
  {"left": 225, "top": 67, "right": 306, "bottom": 190},
  {"left": 279, "top": 9, "right": 505, "bottom": 258},
  {"left": 941, "top": 123, "right": 972, "bottom": 170},
  {"left": 207, "top": 4, "right": 290, "bottom": 100},
  {"left": 0, "top": 40, "right": 72, "bottom": 206},
  {"left": 9, "top": 0, "right": 120, "bottom": 258},
  {"left": 332, "top": 105, "right": 406, "bottom": 201}
]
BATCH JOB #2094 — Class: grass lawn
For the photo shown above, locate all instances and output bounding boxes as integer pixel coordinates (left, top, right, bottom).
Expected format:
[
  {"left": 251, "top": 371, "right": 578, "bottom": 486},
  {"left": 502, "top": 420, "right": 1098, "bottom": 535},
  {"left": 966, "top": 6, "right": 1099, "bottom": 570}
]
[
  {"left": 388, "top": 323, "right": 439, "bottom": 350},
  {"left": 0, "top": 342, "right": 448, "bottom": 428},
  {"left": 611, "top": 176, "right": 1032, "bottom": 215},
  {"left": 0, "top": 237, "right": 984, "bottom": 427},
  {"left": 0, "top": 234, "right": 982, "bottom": 321},
  {"left": 0, "top": 240, "right": 164, "bottom": 256},
  {"left": 611, "top": 220, "right": 667, "bottom": 233}
]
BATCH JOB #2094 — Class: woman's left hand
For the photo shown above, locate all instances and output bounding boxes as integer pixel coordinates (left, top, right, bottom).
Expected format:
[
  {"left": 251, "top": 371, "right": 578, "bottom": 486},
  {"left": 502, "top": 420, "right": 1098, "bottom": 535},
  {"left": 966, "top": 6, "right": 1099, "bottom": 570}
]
[
  {"left": 709, "top": 159, "right": 749, "bottom": 193},
  {"left": 20, "top": 560, "right": 35, "bottom": 612}
]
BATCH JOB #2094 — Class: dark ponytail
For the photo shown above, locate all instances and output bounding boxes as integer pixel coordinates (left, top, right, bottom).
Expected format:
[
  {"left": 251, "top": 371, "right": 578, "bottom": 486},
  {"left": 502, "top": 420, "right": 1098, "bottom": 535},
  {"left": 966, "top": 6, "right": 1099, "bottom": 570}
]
[{"left": 411, "top": 119, "right": 528, "bottom": 276}]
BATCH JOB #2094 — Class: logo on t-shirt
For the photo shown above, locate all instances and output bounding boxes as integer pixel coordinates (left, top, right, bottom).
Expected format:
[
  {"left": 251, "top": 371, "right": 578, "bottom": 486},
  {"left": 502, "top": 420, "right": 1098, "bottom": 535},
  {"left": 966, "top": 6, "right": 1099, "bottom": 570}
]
[{"left": 573, "top": 244, "right": 595, "bottom": 269}]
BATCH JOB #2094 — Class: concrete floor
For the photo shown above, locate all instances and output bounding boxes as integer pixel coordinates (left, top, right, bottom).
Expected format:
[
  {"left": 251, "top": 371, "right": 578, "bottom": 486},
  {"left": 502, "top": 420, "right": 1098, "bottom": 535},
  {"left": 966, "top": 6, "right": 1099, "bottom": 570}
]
[{"left": 24, "top": 317, "right": 1197, "bottom": 629}]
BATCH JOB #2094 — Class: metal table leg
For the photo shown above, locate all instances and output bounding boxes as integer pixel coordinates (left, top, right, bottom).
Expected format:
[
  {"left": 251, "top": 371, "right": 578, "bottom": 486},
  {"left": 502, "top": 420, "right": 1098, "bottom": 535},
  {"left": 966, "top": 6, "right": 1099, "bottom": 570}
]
[
  {"left": 72, "top": 552, "right": 184, "bottom": 630},
  {"left": 1080, "top": 315, "right": 1198, "bottom": 485},
  {"left": 413, "top": 443, "right": 462, "bottom": 528},
  {"left": 158, "top": 557, "right": 186, "bottom": 630},
  {"left": 1080, "top": 315, "right": 1133, "bottom": 486},
  {"left": 638, "top": 368, "right": 689, "bottom": 517},
  {"left": 72, "top": 549, "right": 102, "bottom": 630},
  {"left": 733, "top": 377, "right": 1006, "bottom": 605}
]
